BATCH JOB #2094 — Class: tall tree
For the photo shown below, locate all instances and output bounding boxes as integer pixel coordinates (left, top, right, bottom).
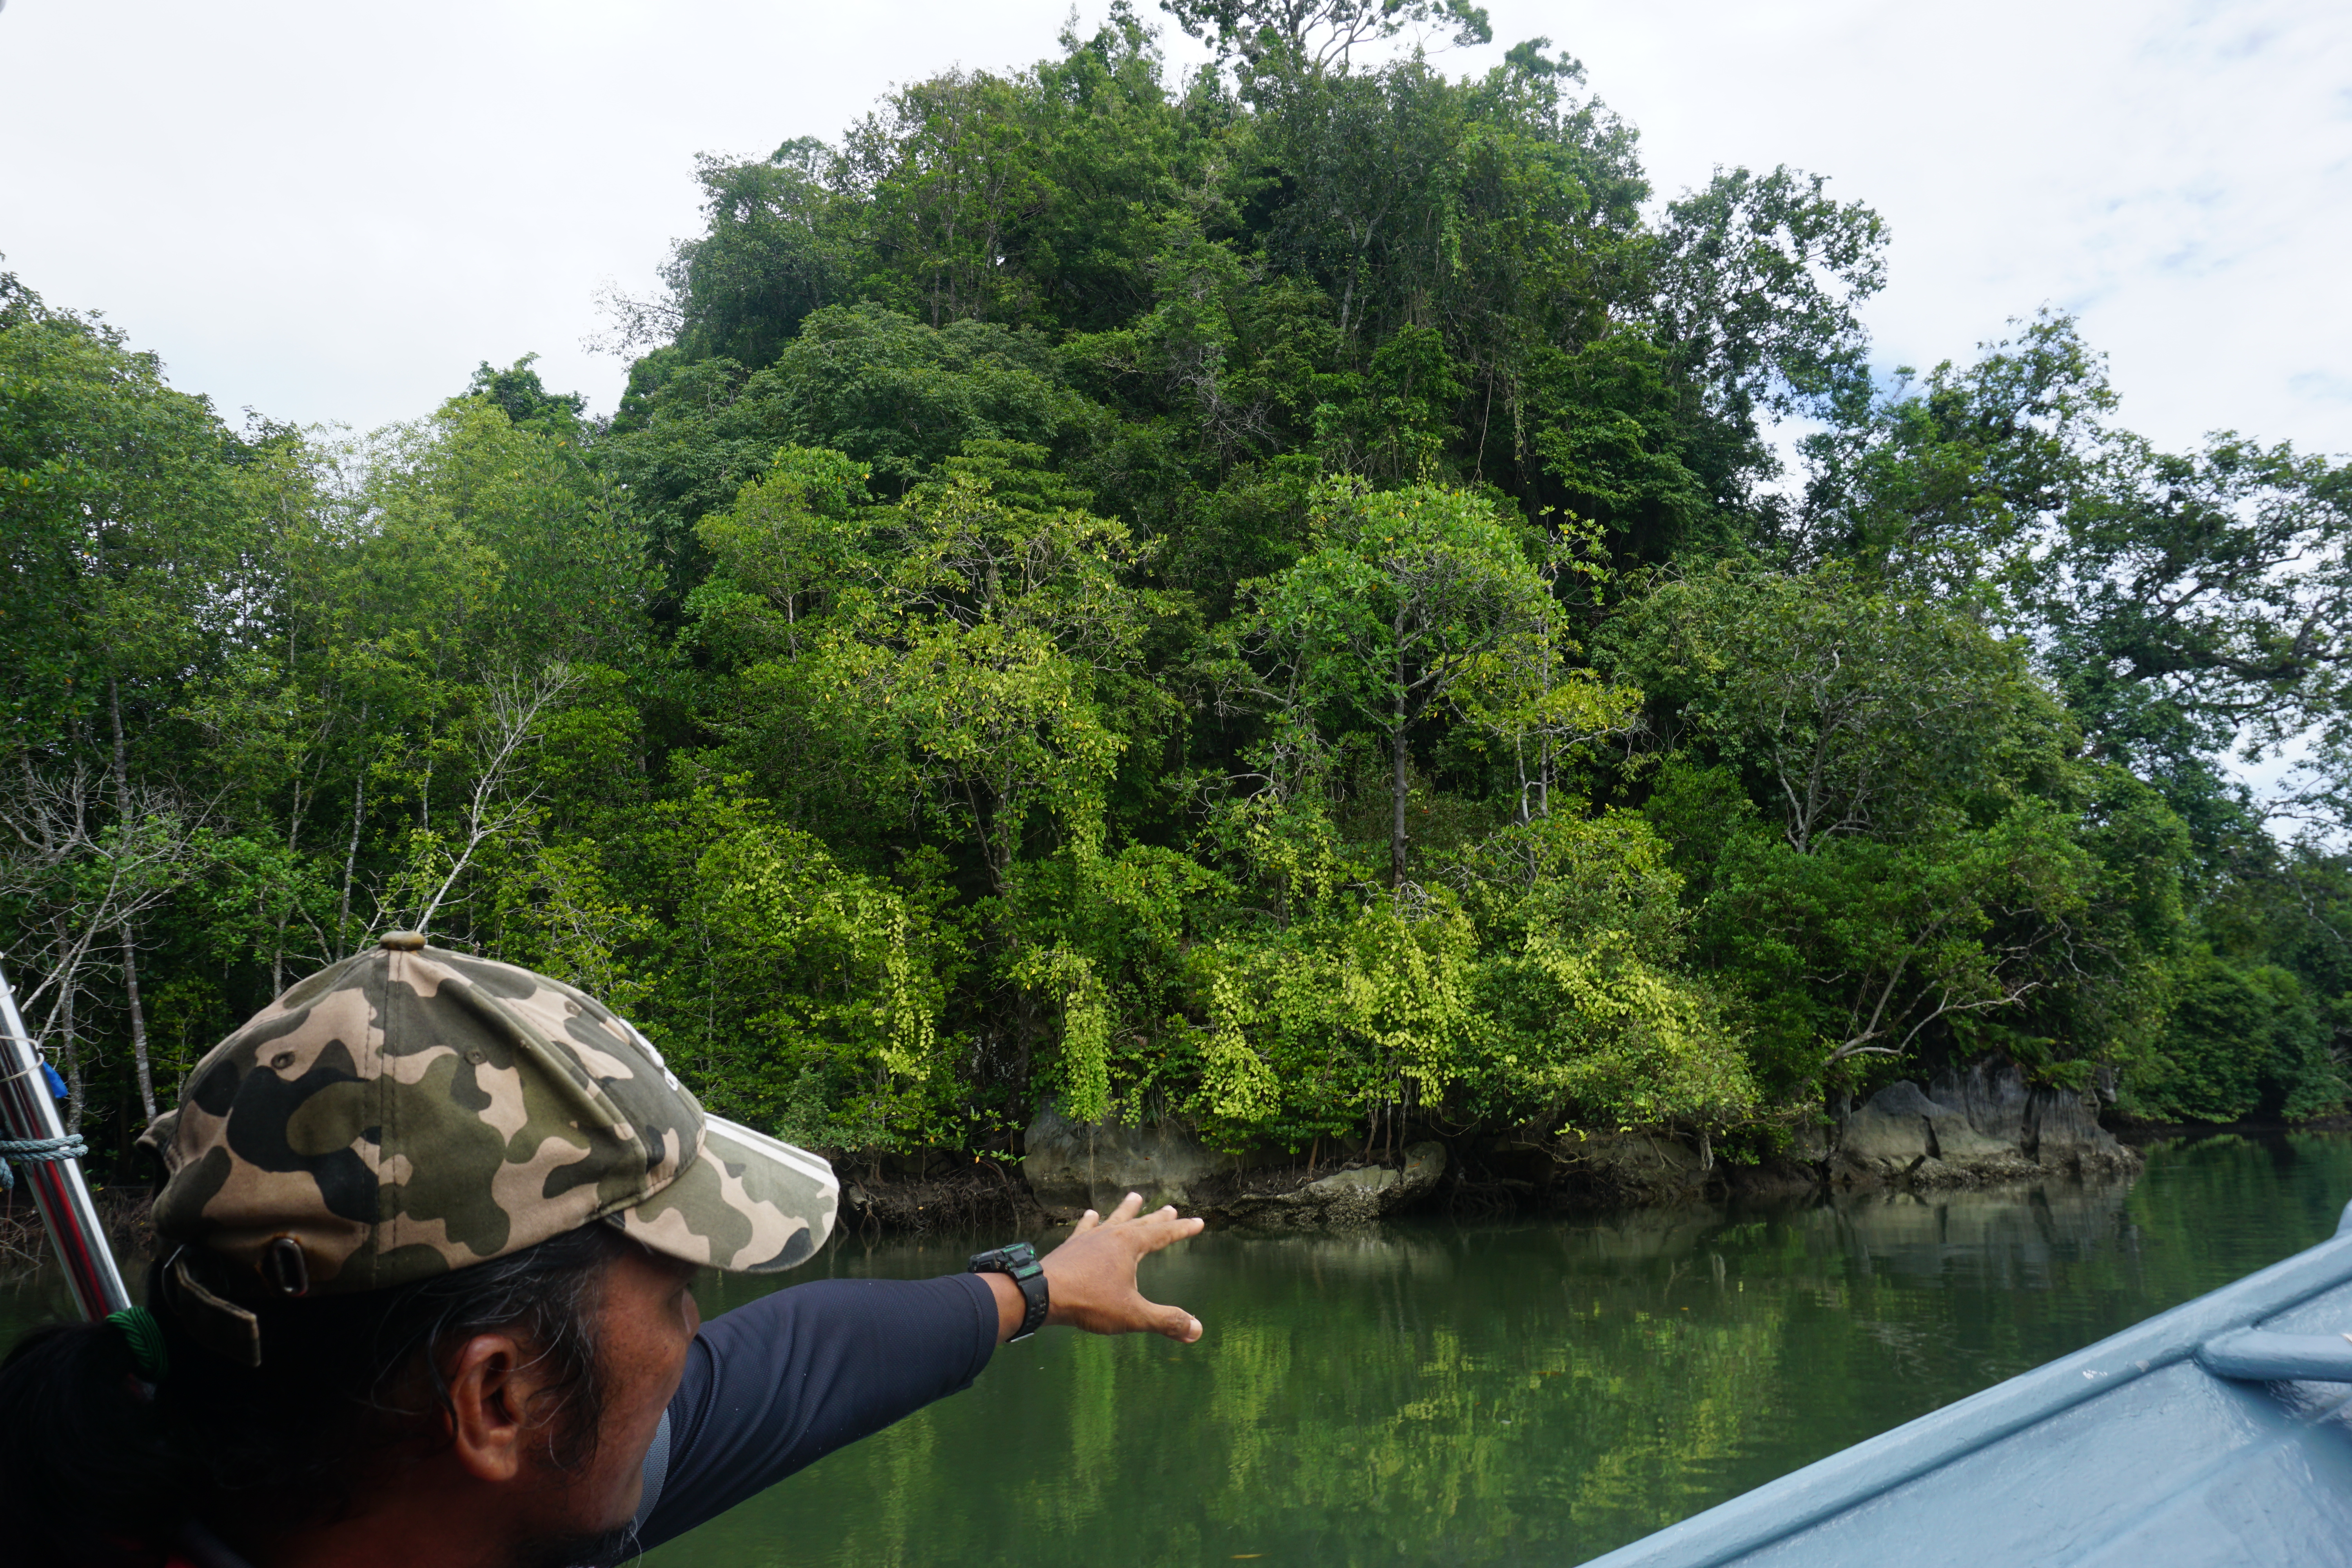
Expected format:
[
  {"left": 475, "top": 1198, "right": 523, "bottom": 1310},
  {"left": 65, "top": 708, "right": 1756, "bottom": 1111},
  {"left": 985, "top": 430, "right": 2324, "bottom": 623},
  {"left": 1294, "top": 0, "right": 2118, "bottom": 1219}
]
[{"left": 1235, "top": 482, "right": 1552, "bottom": 887}]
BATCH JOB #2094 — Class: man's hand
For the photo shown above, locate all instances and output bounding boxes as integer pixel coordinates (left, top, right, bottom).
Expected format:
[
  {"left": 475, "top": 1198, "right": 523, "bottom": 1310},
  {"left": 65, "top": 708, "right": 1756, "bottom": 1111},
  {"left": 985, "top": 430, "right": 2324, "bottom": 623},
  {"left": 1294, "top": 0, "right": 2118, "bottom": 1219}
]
[{"left": 984, "top": 1192, "right": 1205, "bottom": 1345}]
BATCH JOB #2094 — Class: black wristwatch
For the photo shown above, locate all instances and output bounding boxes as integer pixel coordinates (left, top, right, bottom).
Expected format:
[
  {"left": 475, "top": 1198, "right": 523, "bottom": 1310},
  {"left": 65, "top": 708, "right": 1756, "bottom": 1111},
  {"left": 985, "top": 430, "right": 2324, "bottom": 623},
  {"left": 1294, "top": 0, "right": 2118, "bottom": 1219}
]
[{"left": 968, "top": 1241, "right": 1049, "bottom": 1340}]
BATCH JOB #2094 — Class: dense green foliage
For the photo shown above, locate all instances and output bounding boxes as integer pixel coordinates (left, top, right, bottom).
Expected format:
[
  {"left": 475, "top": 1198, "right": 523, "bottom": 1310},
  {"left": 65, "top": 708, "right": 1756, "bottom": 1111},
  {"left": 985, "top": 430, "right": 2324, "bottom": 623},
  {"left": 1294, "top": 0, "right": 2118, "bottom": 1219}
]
[{"left": 9, "top": 9, "right": 2351, "bottom": 1170}]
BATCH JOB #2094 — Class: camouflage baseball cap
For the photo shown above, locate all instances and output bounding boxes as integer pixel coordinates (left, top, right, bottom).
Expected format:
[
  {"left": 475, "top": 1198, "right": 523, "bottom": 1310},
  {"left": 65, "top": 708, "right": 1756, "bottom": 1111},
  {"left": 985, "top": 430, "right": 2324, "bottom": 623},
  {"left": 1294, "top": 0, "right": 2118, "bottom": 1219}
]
[{"left": 143, "top": 932, "right": 837, "bottom": 1301}]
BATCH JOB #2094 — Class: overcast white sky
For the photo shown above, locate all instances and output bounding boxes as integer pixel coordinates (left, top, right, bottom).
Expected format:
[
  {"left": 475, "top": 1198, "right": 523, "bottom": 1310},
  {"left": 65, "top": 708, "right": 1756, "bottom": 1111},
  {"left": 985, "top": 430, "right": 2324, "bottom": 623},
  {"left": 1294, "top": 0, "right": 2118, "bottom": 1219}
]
[{"left": 2, "top": 0, "right": 2347, "bottom": 459}]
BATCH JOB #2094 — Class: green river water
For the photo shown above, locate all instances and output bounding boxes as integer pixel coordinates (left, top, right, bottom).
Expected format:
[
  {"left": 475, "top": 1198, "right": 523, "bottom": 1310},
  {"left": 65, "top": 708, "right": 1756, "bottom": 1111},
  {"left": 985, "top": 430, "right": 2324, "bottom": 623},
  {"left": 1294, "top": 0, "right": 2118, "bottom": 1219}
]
[{"left": 6, "top": 1133, "right": 2349, "bottom": 1566}]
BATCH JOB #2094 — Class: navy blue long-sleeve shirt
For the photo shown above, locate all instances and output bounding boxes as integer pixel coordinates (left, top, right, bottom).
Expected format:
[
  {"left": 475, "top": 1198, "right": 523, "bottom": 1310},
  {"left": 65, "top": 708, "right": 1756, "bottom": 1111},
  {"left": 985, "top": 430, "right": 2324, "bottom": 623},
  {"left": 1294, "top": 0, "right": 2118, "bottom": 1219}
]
[{"left": 633, "top": 1272, "right": 1001, "bottom": 1548}]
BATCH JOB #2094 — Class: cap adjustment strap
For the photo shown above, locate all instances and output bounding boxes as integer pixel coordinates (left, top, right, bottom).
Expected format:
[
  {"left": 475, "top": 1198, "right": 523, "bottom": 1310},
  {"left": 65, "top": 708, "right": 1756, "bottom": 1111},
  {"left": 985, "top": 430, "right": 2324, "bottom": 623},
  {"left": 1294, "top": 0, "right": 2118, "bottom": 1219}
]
[{"left": 166, "top": 1251, "right": 264, "bottom": 1368}]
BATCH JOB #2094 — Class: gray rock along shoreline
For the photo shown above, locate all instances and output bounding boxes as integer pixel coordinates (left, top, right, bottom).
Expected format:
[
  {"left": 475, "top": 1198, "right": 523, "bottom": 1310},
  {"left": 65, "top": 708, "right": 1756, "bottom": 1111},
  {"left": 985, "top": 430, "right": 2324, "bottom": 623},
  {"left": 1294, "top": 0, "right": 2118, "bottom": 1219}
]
[
  {"left": 1832, "top": 1062, "right": 2137, "bottom": 1188},
  {"left": 1018, "top": 1060, "right": 2136, "bottom": 1226},
  {"left": 1020, "top": 1098, "right": 1450, "bottom": 1227}
]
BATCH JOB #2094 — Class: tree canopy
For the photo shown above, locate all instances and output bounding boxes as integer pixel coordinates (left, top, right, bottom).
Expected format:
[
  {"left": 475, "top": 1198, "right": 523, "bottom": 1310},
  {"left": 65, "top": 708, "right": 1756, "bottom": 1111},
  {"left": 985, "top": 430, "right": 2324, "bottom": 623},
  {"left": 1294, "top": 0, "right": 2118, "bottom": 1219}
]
[{"left": 8, "top": 11, "right": 2350, "bottom": 1176}]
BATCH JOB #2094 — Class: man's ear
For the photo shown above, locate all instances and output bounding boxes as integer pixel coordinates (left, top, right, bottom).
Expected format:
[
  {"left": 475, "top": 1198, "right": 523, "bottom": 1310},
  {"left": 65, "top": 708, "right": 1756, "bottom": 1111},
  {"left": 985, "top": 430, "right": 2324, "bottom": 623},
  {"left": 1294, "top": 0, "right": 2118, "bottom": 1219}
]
[{"left": 445, "top": 1332, "right": 536, "bottom": 1483}]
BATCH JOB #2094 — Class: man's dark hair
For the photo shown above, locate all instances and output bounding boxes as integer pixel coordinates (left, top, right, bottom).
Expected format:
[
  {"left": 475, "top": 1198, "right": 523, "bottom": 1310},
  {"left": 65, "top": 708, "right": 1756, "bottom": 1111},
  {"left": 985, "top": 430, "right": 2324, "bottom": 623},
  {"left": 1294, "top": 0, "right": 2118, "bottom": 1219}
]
[{"left": 0, "top": 1222, "right": 628, "bottom": 1566}]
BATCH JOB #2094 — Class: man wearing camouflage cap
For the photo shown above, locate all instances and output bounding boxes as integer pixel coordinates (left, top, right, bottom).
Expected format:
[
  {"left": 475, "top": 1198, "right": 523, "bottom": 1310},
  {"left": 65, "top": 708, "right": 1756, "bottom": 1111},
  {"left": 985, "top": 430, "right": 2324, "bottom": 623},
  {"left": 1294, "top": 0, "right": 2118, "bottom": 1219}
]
[{"left": 0, "top": 933, "right": 1204, "bottom": 1568}]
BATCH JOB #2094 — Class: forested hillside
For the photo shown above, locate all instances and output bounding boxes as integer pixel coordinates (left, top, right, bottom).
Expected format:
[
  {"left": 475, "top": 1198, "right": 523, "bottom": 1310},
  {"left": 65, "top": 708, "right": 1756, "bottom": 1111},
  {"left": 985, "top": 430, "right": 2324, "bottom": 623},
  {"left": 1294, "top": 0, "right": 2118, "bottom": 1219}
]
[{"left": 9, "top": 2, "right": 2351, "bottom": 1177}]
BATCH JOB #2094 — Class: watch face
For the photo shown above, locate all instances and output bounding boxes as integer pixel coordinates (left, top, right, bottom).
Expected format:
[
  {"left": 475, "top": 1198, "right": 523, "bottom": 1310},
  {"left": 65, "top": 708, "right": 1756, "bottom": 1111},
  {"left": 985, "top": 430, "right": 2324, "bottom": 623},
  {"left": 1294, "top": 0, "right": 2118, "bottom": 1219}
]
[
  {"left": 971, "top": 1242, "right": 1035, "bottom": 1269},
  {"left": 971, "top": 1243, "right": 1031, "bottom": 1271}
]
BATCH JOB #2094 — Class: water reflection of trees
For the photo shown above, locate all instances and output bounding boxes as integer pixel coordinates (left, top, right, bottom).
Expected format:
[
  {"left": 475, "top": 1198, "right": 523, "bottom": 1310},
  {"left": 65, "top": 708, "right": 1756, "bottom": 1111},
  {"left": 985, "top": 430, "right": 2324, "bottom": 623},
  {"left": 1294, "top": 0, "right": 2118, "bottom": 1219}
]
[{"left": 649, "top": 1136, "right": 2352, "bottom": 1568}]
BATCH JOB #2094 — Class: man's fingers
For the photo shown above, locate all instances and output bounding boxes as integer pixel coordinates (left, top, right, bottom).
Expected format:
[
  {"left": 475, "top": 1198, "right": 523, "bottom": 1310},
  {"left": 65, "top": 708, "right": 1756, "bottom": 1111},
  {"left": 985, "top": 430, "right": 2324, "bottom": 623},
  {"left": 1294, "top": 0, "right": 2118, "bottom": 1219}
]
[
  {"left": 1149, "top": 1298, "right": 1203, "bottom": 1343},
  {"left": 1038, "top": 1204, "right": 1205, "bottom": 1341},
  {"left": 1125, "top": 1213, "right": 1205, "bottom": 1255}
]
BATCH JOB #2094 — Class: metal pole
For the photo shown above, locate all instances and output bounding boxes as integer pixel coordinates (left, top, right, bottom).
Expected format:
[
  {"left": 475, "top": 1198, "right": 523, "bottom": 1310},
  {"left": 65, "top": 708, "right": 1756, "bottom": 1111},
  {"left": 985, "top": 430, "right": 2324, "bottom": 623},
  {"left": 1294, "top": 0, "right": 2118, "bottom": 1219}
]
[{"left": 0, "top": 956, "right": 131, "bottom": 1319}]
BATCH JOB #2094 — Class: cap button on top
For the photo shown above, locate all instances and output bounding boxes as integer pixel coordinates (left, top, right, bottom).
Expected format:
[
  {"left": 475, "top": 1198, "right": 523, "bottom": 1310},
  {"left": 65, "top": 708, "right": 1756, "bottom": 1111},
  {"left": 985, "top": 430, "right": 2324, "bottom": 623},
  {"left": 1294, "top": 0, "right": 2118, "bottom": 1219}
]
[{"left": 378, "top": 931, "right": 428, "bottom": 952}]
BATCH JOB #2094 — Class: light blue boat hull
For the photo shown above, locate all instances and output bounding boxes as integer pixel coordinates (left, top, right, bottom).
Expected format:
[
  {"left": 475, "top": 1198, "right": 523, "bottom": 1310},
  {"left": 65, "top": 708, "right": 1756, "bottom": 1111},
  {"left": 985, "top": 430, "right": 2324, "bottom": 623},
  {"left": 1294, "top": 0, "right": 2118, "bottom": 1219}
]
[{"left": 1584, "top": 1201, "right": 2352, "bottom": 1566}]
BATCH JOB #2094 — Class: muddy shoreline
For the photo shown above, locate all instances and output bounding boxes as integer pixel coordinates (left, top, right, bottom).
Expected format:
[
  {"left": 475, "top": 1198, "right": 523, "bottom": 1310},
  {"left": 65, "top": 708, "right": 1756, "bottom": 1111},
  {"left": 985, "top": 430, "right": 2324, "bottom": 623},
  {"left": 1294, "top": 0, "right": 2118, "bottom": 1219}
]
[{"left": 0, "top": 1103, "right": 2325, "bottom": 1276}]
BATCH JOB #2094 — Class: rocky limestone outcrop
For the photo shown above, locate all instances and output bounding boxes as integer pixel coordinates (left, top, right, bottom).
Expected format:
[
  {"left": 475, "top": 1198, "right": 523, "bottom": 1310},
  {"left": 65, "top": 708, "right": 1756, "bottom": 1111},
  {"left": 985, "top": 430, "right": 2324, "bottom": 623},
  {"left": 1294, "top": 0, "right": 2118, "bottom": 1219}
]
[
  {"left": 1830, "top": 1064, "right": 2136, "bottom": 1188},
  {"left": 1021, "top": 1099, "right": 1247, "bottom": 1218},
  {"left": 1835, "top": 1079, "right": 2034, "bottom": 1185},
  {"left": 1018, "top": 1059, "right": 2132, "bottom": 1222},
  {"left": 1929, "top": 1060, "right": 2136, "bottom": 1174},
  {"left": 1023, "top": 1101, "right": 1454, "bottom": 1226},
  {"left": 1212, "top": 1142, "right": 1449, "bottom": 1229}
]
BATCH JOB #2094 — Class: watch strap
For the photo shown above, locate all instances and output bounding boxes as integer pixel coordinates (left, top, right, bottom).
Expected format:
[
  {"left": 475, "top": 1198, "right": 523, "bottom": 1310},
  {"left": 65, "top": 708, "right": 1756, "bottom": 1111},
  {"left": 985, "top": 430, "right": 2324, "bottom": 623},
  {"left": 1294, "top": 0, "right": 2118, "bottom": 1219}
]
[{"left": 968, "top": 1242, "right": 1050, "bottom": 1340}]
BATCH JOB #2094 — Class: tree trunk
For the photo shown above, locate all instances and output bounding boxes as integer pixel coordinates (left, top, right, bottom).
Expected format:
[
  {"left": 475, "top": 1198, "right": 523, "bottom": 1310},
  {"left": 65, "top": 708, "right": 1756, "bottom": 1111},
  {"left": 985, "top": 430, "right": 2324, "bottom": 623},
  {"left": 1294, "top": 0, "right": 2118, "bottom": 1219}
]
[
  {"left": 1390, "top": 727, "right": 1410, "bottom": 889},
  {"left": 1391, "top": 630, "right": 1410, "bottom": 891},
  {"left": 1535, "top": 614, "right": 1555, "bottom": 820},
  {"left": 121, "top": 927, "right": 154, "bottom": 1123},
  {"left": 338, "top": 706, "right": 370, "bottom": 958},
  {"left": 108, "top": 679, "right": 157, "bottom": 1123},
  {"left": 59, "top": 985, "right": 81, "bottom": 1134}
]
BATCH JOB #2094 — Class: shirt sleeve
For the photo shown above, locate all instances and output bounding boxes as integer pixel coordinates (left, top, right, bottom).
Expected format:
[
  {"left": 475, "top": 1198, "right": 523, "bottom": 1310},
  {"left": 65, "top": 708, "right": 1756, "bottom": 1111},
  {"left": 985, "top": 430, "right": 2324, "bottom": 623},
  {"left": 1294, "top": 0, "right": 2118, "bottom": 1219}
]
[{"left": 633, "top": 1272, "right": 1001, "bottom": 1548}]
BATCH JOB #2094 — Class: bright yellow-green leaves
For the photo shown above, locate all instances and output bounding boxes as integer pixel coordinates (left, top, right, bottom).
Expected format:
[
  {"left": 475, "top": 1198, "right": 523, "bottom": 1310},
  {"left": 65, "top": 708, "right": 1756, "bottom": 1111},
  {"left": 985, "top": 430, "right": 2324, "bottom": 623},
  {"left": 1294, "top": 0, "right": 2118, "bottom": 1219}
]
[
  {"left": 822, "top": 457, "right": 1165, "bottom": 894},
  {"left": 827, "top": 616, "right": 1123, "bottom": 893},
  {"left": 1012, "top": 941, "right": 1115, "bottom": 1125},
  {"left": 1183, "top": 808, "right": 1756, "bottom": 1150},
  {"left": 695, "top": 446, "right": 871, "bottom": 656},
  {"left": 624, "top": 785, "right": 962, "bottom": 1151},
  {"left": 1191, "top": 895, "right": 1483, "bottom": 1148},
  {"left": 1233, "top": 480, "right": 1561, "bottom": 888}
]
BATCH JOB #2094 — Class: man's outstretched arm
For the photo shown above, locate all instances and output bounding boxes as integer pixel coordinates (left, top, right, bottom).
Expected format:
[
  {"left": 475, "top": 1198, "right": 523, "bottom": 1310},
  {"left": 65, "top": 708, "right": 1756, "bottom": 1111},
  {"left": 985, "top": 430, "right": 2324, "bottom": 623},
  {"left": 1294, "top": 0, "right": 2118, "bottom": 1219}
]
[{"left": 637, "top": 1193, "right": 1204, "bottom": 1548}]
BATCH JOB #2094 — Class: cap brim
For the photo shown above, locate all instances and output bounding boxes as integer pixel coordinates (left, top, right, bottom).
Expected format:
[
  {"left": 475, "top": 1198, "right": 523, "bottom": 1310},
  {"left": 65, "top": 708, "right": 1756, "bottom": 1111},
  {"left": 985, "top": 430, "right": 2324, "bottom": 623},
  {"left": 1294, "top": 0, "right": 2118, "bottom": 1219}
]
[{"left": 614, "top": 1116, "right": 839, "bottom": 1274}]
